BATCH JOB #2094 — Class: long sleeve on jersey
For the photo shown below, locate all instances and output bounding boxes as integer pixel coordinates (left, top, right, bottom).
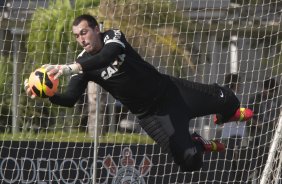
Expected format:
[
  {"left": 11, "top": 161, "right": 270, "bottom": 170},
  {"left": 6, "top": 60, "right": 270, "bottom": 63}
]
[
  {"left": 76, "top": 43, "right": 123, "bottom": 72},
  {"left": 49, "top": 74, "right": 88, "bottom": 107}
]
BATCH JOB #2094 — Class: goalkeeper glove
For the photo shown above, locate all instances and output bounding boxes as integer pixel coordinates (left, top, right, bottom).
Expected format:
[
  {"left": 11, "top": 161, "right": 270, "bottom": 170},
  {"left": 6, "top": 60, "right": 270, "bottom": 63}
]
[
  {"left": 24, "top": 79, "right": 36, "bottom": 99},
  {"left": 43, "top": 63, "right": 82, "bottom": 79}
]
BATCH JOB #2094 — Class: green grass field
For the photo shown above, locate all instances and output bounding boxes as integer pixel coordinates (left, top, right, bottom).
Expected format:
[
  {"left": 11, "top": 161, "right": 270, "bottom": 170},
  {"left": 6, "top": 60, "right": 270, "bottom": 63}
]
[{"left": 0, "top": 132, "right": 155, "bottom": 144}]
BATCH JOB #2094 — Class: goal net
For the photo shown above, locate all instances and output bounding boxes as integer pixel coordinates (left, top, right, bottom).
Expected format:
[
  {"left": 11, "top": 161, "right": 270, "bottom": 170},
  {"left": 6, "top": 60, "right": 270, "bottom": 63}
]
[{"left": 0, "top": 0, "right": 281, "bottom": 183}]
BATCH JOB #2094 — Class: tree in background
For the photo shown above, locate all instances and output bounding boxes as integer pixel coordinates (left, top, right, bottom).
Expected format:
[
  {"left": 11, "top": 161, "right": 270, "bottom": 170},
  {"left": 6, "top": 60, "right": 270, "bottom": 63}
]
[
  {"left": 23, "top": 0, "right": 99, "bottom": 133},
  {"left": 99, "top": 0, "right": 194, "bottom": 76},
  {"left": 0, "top": 57, "right": 13, "bottom": 132}
]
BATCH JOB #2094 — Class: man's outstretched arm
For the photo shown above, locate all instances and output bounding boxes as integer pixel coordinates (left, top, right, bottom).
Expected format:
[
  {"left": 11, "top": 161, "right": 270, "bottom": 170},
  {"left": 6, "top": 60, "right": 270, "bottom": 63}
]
[
  {"left": 49, "top": 74, "right": 88, "bottom": 107},
  {"left": 44, "top": 43, "right": 123, "bottom": 79}
]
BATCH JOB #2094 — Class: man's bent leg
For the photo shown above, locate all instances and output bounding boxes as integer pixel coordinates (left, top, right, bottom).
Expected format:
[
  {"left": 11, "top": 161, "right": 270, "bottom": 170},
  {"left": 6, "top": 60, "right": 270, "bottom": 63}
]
[
  {"left": 138, "top": 114, "right": 204, "bottom": 172},
  {"left": 181, "top": 148, "right": 203, "bottom": 172},
  {"left": 170, "top": 78, "right": 241, "bottom": 120}
]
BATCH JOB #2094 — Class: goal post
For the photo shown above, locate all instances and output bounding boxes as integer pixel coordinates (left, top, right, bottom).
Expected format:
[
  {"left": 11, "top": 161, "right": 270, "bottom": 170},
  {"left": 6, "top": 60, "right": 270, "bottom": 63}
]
[
  {"left": 260, "top": 110, "right": 282, "bottom": 184},
  {"left": 0, "top": 0, "right": 281, "bottom": 183}
]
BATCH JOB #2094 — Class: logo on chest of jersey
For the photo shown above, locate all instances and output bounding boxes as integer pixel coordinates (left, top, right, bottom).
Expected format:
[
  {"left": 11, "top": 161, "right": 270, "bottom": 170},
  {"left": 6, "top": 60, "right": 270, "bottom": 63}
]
[
  {"left": 101, "top": 65, "right": 118, "bottom": 80},
  {"left": 101, "top": 55, "right": 125, "bottom": 80},
  {"left": 100, "top": 59, "right": 121, "bottom": 80}
]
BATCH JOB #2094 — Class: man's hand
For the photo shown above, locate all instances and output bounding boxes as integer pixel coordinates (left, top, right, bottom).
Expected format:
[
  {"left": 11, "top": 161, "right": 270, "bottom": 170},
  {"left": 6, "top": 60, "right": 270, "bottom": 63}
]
[
  {"left": 43, "top": 63, "right": 82, "bottom": 79},
  {"left": 24, "top": 79, "right": 36, "bottom": 99}
]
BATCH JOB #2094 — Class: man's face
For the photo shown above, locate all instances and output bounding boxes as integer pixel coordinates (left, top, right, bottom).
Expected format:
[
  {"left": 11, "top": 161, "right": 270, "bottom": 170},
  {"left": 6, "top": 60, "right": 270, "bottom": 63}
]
[{"left": 72, "top": 20, "right": 102, "bottom": 54}]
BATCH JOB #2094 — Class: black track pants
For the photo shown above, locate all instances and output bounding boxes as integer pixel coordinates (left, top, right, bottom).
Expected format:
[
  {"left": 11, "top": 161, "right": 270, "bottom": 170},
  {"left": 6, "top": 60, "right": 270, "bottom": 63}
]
[{"left": 138, "top": 77, "right": 240, "bottom": 171}]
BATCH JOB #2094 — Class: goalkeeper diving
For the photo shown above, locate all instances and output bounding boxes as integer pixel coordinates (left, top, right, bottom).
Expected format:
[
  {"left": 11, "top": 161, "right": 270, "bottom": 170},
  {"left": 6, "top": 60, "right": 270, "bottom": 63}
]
[{"left": 24, "top": 14, "right": 253, "bottom": 172}]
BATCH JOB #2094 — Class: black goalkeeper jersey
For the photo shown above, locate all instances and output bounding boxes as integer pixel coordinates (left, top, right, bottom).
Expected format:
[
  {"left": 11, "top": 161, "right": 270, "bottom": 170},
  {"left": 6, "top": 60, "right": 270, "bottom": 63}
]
[
  {"left": 48, "top": 25, "right": 243, "bottom": 172},
  {"left": 50, "top": 29, "right": 169, "bottom": 116}
]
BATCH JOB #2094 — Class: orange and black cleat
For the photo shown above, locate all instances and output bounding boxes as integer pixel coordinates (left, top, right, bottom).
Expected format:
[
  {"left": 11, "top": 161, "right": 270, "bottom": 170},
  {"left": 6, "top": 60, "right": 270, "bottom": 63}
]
[
  {"left": 214, "top": 107, "right": 253, "bottom": 125},
  {"left": 192, "top": 132, "right": 225, "bottom": 152}
]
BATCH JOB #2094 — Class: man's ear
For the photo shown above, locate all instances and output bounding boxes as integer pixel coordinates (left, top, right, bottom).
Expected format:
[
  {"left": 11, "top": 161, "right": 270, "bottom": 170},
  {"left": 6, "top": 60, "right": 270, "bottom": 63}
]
[{"left": 94, "top": 26, "right": 100, "bottom": 33}]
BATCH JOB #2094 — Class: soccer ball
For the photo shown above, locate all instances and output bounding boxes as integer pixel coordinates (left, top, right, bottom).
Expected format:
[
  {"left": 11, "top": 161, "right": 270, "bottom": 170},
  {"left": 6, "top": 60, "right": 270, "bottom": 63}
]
[{"left": 28, "top": 67, "right": 59, "bottom": 98}]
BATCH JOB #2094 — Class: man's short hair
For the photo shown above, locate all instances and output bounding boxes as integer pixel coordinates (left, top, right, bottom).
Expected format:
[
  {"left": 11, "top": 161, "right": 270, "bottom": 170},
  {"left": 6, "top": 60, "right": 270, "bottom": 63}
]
[{"left": 73, "top": 14, "right": 98, "bottom": 29}]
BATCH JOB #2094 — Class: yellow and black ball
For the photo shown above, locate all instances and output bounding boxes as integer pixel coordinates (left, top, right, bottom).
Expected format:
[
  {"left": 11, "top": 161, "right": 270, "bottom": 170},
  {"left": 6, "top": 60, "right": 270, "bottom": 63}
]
[{"left": 28, "top": 67, "right": 59, "bottom": 98}]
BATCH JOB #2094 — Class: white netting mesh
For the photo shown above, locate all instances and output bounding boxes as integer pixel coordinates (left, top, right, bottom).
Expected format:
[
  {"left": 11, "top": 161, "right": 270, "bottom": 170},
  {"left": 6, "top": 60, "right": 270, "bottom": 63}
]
[{"left": 0, "top": 0, "right": 281, "bottom": 183}]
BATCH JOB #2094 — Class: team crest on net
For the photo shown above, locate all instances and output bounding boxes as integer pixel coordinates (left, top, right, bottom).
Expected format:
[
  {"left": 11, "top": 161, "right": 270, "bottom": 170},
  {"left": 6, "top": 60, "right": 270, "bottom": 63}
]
[{"left": 103, "top": 147, "right": 152, "bottom": 184}]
